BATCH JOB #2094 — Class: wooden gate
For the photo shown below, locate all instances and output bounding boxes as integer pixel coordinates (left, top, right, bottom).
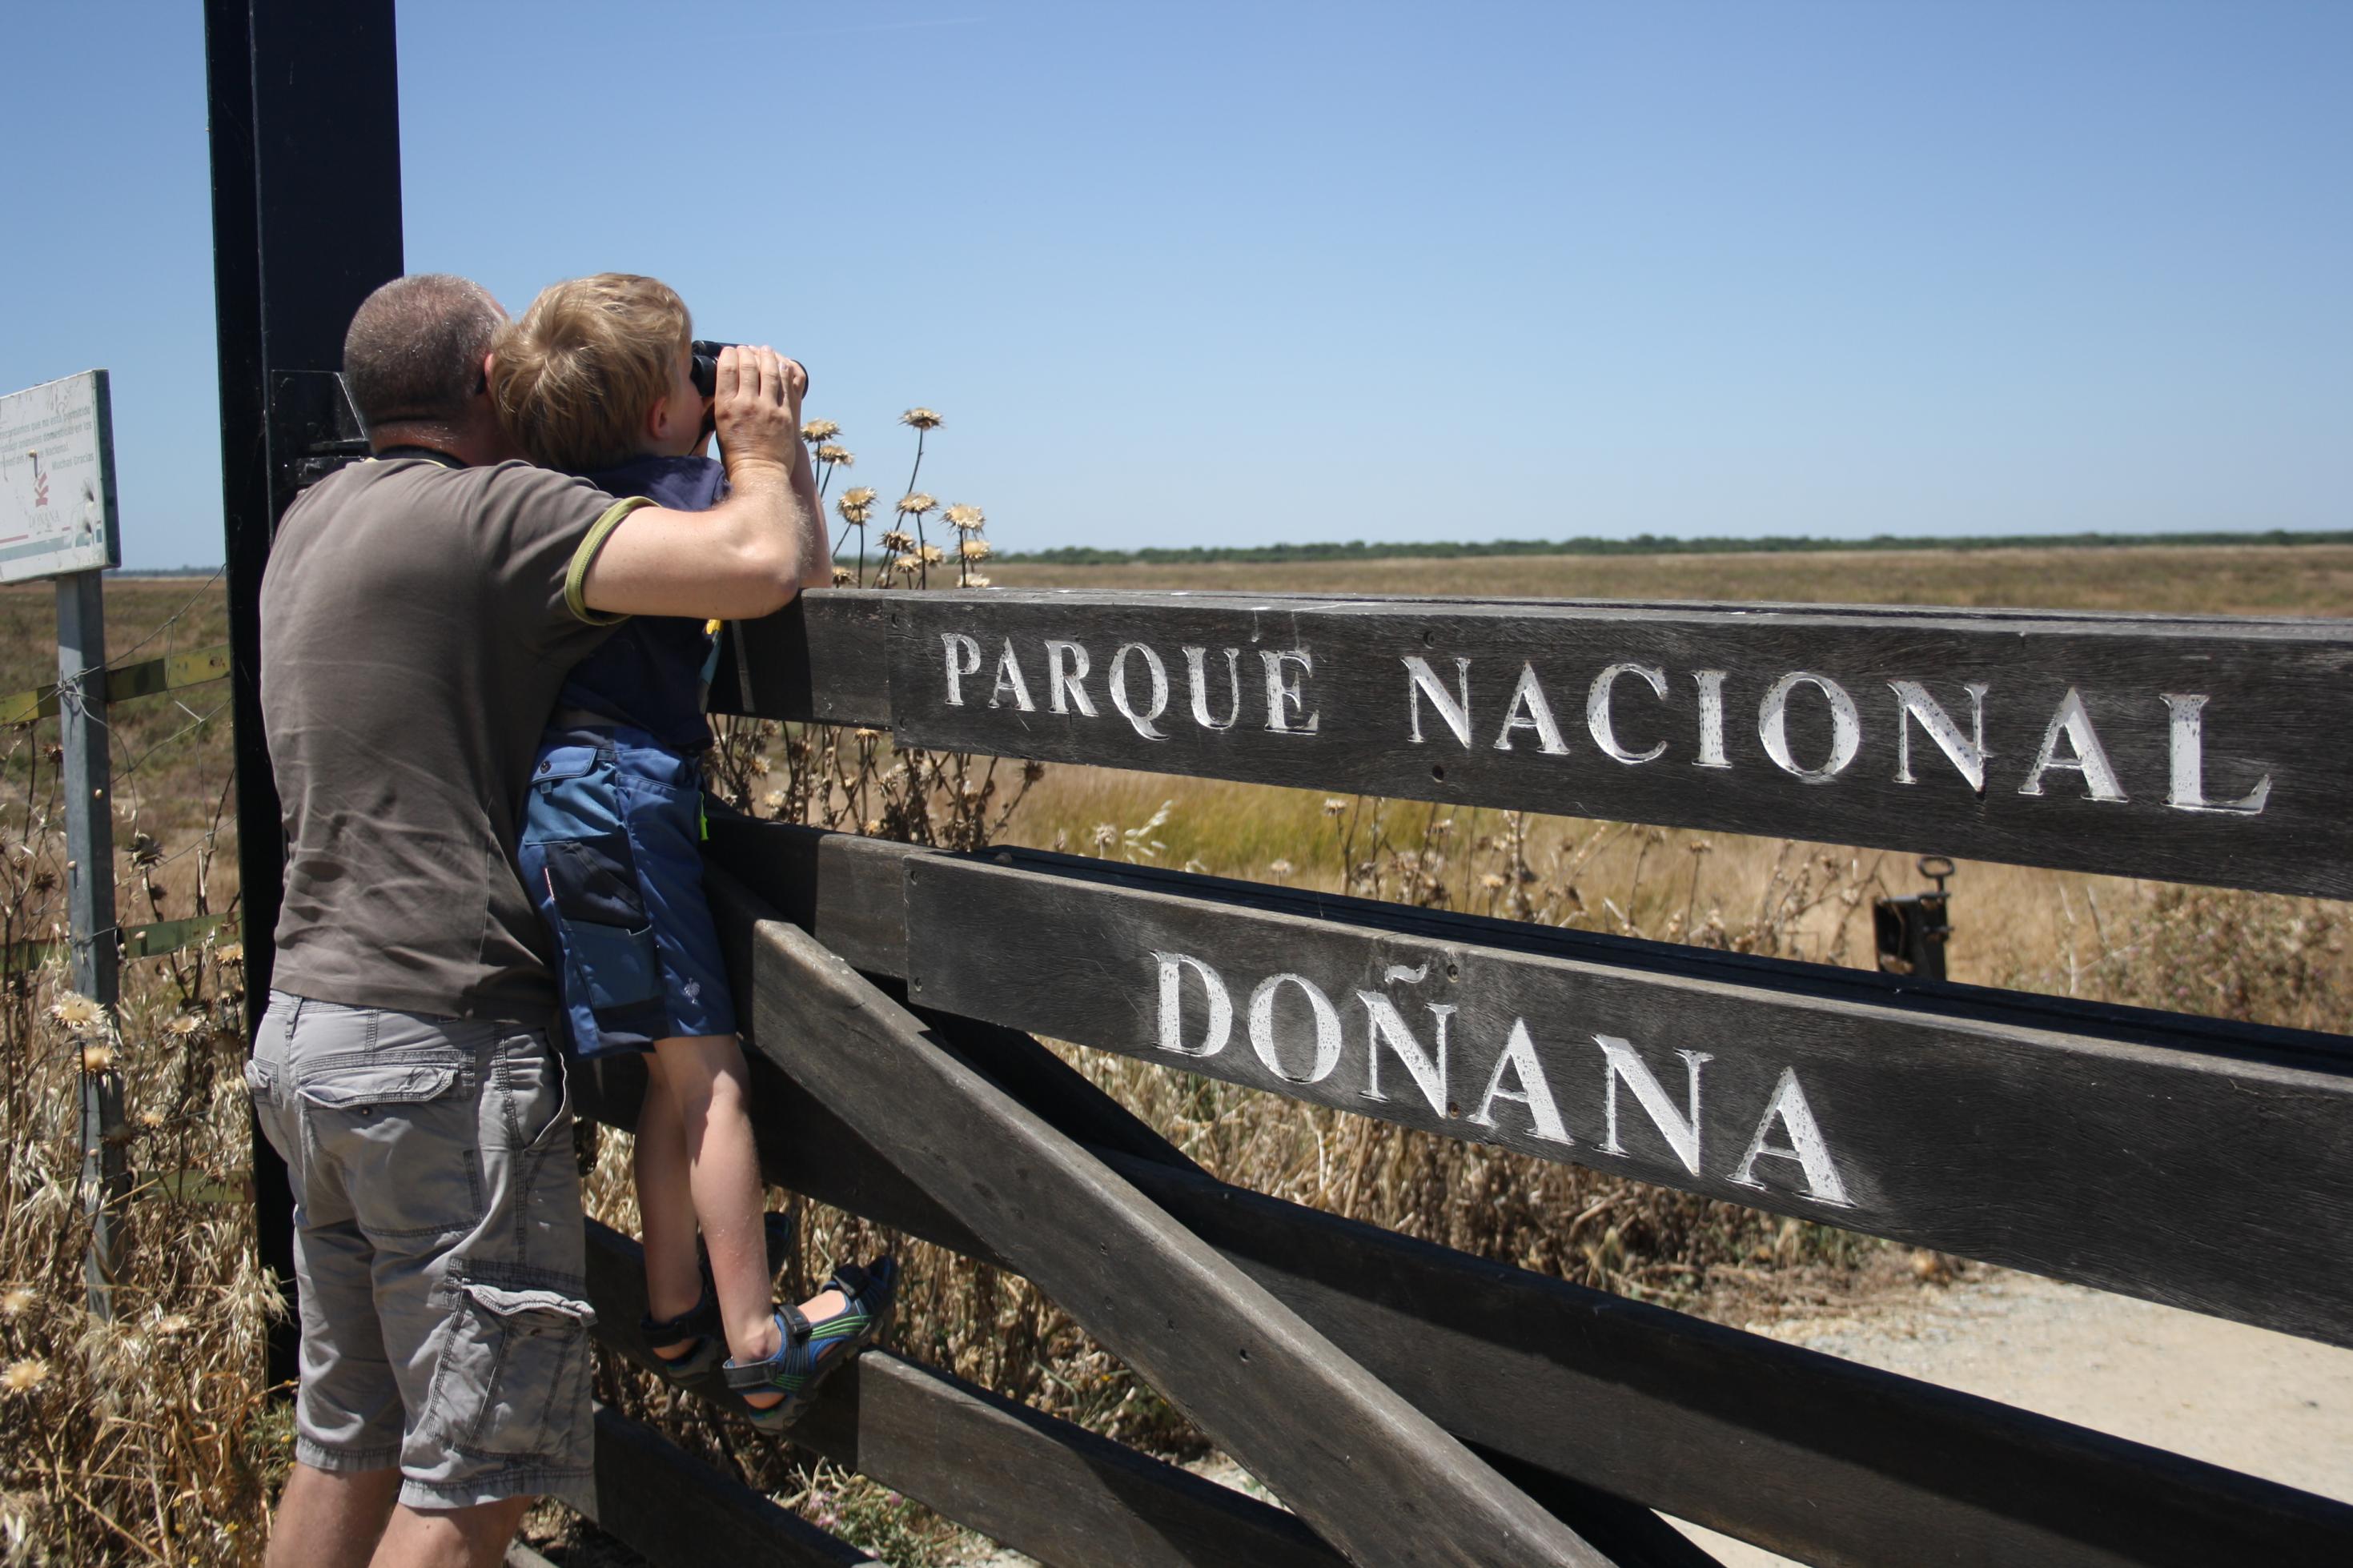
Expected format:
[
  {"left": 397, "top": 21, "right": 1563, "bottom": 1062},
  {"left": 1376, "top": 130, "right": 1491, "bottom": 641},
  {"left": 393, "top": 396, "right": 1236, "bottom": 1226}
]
[{"left": 564, "top": 591, "right": 2353, "bottom": 1566}]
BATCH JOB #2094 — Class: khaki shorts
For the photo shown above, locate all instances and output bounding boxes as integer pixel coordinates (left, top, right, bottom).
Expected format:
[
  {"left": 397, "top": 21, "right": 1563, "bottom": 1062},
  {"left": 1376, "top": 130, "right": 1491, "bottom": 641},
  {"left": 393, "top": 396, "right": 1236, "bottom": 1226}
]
[{"left": 247, "top": 992, "right": 595, "bottom": 1513}]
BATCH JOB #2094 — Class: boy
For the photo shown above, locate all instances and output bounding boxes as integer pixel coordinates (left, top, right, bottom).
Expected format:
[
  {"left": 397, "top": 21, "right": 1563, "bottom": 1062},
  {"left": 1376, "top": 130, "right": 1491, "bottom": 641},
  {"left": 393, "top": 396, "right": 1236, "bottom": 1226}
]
[{"left": 491, "top": 273, "right": 894, "bottom": 1427}]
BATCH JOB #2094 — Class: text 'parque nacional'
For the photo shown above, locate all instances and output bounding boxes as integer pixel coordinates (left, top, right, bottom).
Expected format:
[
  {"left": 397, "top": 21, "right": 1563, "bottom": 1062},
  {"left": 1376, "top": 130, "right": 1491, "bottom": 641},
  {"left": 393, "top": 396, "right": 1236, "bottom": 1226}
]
[{"left": 935, "top": 629, "right": 2272, "bottom": 813}]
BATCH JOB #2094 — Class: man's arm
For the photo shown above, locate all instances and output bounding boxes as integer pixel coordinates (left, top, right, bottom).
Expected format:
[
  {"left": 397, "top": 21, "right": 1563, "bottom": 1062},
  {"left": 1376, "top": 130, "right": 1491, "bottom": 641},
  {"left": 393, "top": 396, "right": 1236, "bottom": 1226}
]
[{"left": 578, "top": 346, "right": 832, "bottom": 620}]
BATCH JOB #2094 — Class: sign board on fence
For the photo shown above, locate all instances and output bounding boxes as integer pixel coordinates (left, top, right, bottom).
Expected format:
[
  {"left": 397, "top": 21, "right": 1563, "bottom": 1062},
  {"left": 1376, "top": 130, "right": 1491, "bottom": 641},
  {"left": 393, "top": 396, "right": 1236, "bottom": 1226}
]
[{"left": 0, "top": 371, "right": 120, "bottom": 584}]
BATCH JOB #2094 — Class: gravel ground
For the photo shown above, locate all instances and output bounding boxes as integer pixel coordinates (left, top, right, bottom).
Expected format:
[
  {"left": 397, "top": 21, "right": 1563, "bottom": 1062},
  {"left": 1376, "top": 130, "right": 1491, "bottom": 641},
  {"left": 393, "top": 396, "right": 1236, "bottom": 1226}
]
[{"left": 1669, "top": 1267, "right": 2353, "bottom": 1565}]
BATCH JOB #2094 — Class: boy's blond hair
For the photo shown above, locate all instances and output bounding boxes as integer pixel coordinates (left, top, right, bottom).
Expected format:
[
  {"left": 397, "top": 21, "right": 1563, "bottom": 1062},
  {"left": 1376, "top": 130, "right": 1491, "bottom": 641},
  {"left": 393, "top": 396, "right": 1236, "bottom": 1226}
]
[{"left": 490, "top": 273, "right": 692, "bottom": 472}]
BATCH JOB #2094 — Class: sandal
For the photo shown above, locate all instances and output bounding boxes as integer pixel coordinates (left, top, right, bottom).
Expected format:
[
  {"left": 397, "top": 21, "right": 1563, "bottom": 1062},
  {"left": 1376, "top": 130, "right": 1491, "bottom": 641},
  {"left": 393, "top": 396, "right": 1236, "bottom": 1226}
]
[
  {"left": 640, "top": 1259, "right": 726, "bottom": 1384},
  {"left": 722, "top": 1257, "right": 900, "bottom": 1431}
]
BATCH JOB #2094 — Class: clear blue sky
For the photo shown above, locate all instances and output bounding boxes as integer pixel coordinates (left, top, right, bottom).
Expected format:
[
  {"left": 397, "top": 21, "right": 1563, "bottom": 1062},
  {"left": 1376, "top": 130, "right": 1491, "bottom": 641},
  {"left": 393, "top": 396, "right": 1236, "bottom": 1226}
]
[{"left": 4, "top": 1, "right": 2347, "bottom": 568}]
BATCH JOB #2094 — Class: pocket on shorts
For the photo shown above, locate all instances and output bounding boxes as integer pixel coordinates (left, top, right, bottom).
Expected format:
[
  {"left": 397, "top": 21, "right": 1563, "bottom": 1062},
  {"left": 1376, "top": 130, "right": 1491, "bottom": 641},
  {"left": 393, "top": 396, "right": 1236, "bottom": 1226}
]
[
  {"left": 426, "top": 1277, "right": 597, "bottom": 1466},
  {"left": 541, "top": 834, "right": 663, "bottom": 1012},
  {"left": 295, "top": 1053, "right": 480, "bottom": 1238}
]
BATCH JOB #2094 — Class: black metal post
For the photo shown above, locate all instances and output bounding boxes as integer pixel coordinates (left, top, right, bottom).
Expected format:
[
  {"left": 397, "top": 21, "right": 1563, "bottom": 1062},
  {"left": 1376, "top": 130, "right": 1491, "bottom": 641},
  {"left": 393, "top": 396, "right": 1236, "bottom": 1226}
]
[{"left": 203, "top": 0, "right": 404, "bottom": 1390}]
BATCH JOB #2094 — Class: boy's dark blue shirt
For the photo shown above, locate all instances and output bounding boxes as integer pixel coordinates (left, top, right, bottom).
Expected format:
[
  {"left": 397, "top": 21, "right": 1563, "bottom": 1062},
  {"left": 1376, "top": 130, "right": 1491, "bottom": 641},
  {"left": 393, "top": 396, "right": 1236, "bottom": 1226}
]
[{"left": 555, "top": 454, "right": 726, "bottom": 753}]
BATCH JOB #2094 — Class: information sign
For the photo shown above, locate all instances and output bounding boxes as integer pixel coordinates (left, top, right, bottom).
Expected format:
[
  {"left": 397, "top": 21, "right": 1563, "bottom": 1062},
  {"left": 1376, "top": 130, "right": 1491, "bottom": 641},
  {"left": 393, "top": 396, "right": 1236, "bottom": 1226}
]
[{"left": 0, "top": 370, "right": 120, "bottom": 583}]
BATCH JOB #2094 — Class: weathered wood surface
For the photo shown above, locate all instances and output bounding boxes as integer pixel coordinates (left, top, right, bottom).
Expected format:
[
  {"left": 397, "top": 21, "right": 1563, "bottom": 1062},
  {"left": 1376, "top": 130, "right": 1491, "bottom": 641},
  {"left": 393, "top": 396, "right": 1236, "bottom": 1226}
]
[
  {"left": 583, "top": 1218, "right": 1342, "bottom": 1568},
  {"left": 898, "top": 850, "right": 2353, "bottom": 1347},
  {"left": 587, "top": 1403, "right": 879, "bottom": 1566},
  {"left": 748, "top": 916, "right": 1619, "bottom": 1568},
  {"left": 575, "top": 960, "right": 2353, "bottom": 1566},
  {"left": 713, "top": 588, "right": 2353, "bottom": 897}
]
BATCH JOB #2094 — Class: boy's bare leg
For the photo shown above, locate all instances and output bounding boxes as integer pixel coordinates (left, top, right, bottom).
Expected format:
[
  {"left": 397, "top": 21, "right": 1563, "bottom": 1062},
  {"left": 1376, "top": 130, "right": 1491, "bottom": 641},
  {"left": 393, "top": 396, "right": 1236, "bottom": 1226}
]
[
  {"left": 651, "top": 1036, "right": 782, "bottom": 1361},
  {"left": 369, "top": 1496, "right": 532, "bottom": 1568},
  {"left": 267, "top": 1462, "right": 400, "bottom": 1568},
  {"left": 633, "top": 1055, "right": 704, "bottom": 1333}
]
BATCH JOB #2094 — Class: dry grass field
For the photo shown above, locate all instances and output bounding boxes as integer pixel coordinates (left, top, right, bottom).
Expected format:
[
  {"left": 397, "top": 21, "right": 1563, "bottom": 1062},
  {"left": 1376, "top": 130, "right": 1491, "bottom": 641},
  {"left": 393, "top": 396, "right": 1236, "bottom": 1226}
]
[{"left": 2, "top": 542, "right": 2346, "bottom": 1563}]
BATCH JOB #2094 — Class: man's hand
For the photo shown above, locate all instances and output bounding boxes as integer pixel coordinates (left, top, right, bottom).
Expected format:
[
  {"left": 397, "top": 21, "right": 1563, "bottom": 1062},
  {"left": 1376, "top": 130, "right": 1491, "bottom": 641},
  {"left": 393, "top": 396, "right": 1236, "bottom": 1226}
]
[{"left": 713, "top": 345, "right": 807, "bottom": 481}]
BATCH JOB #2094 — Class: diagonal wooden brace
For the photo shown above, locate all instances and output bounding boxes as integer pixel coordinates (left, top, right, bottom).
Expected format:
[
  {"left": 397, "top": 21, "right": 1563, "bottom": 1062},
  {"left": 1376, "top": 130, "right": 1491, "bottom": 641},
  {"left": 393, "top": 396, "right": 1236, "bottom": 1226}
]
[{"left": 748, "top": 916, "right": 1619, "bottom": 1568}]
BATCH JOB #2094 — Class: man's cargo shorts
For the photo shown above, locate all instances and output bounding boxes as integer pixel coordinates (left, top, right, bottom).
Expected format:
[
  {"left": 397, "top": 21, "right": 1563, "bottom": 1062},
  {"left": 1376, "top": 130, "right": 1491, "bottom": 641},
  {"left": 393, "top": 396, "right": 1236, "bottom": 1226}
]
[{"left": 246, "top": 992, "right": 595, "bottom": 1512}]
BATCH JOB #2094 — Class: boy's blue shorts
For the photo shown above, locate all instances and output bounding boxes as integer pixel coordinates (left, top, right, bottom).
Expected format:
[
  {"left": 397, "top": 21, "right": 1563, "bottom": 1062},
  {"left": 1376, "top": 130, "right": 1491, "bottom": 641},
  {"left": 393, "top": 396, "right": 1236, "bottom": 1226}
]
[{"left": 515, "top": 725, "right": 738, "bottom": 1057}]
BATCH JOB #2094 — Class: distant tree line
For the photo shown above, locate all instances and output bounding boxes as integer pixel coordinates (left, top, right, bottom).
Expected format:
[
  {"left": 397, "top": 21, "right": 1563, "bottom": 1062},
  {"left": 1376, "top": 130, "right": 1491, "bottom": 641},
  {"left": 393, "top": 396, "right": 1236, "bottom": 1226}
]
[{"left": 999, "top": 529, "right": 2353, "bottom": 567}]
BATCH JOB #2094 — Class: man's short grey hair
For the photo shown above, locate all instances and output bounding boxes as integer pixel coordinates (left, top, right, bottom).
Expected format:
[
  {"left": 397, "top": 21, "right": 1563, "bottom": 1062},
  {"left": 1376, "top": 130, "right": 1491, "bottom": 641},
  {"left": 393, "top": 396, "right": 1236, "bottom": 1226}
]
[{"left": 342, "top": 274, "right": 505, "bottom": 431}]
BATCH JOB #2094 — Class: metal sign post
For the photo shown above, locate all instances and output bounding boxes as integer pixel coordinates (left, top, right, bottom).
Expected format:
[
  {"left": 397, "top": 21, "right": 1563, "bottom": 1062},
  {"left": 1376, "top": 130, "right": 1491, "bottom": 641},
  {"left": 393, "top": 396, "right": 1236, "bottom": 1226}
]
[{"left": 3, "top": 368, "right": 128, "bottom": 1317}]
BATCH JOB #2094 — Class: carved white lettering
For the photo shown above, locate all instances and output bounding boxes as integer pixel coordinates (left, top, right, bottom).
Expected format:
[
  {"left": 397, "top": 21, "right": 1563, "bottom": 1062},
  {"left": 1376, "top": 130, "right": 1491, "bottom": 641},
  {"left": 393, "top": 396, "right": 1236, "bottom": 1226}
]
[
  {"left": 1046, "top": 640, "right": 1098, "bottom": 717},
  {"left": 1595, "top": 1036, "right": 1710, "bottom": 1176},
  {"left": 1889, "top": 680, "right": 1990, "bottom": 792},
  {"left": 1261, "top": 650, "right": 1319, "bottom": 734},
  {"left": 1151, "top": 952, "right": 1231, "bottom": 1057},
  {"left": 941, "top": 632, "right": 982, "bottom": 707},
  {"left": 1692, "top": 670, "right": 1731, "bottom": 769},
  {"left": 2162, "top": 694, "right": 2271, "bottom": 816},
  {"left": 1493, "top": 663, "right": 1569, "bottom": 754},
  {"left": 988, "top": 639, "right": 1035, "bottom": 712},
  {"left": 1759, "top": 672, "right": 1861, "bottom": 784},
  {"left": 1403, "top": 656, "right": 1474, "bottom": 748},
  {"left": 1468, "top": 1020, "right": 1572, "bottom": 1145},
  {"left": 1588, "top": 663, "right": 1669, "bottom": 764},
  {"left": 1183, "top": 646, "right": 1244, "bottom": 731},
  {"left": 1357, "top": 964, "right": 1455, "bottom": 1117},
  {"left": 1109, "top": 643, "right": 1171, "bottom": 739},
  {"left": 2018, "top": 688, "right": 2125, "bottom": 802},
  {"left": 1247, "top": 972, "right": 1342, "bottom": 1083},
  {"left": 1729, "top": 1067, "right": 1850, "bottom": 1205}
]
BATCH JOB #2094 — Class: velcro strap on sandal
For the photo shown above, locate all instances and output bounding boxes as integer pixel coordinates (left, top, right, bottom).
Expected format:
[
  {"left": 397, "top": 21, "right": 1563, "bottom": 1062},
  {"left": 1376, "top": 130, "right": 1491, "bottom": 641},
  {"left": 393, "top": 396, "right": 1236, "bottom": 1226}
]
[{"left": 775, "top": 1302, "right": 813, "bottom": 1342}]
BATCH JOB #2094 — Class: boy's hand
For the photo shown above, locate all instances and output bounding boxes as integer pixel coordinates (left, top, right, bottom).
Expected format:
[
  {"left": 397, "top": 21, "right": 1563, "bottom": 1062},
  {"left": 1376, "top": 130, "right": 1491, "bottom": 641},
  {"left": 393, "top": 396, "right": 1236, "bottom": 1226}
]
[{"left": 713, "top": 345, "right": 808, "bottom": 478}]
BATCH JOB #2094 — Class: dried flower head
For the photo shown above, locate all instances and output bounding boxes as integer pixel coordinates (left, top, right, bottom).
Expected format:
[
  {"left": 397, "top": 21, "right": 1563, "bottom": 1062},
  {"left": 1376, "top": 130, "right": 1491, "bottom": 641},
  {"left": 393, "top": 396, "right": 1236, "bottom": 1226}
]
[
  {"left": 830, "top": 566, "right": 854, "bottom": 587},
  {"left": 840, "top": 485, "right": 877, "bottom": 507},
  {"left": 1090, "top": 823, "right": 1118, "bottom": 849},
  {"left": 0, "top": 1288, "right": 34, "bottom": 1317},
  {"left": 1323, "top": 798, "right": 1347, "bottom": 816},
  {"left": 762, "top": 790, "right": 788, "bottom": 812},
  {"left": 896, "top": 492, "right": 938, "bottom": 517},
  {"left": 900, "top": 407, "right": 943, "bottom": 431},
  {"left": 959, "top": 538, "right": 993, "bottom": 561},
  {"left": 1, "top": 1359, "right": 48, "bottom": 1394},
  {"left": 891, "top": 554, "right": 922, "bottom": 578},
  {"left": 918, "top": 543, "right": 945, "bottom": 565},
  {"left": 965, "top": 573, "right": 992, "bottom": 587},
  {"left": 50, "top": 993, "right": 104, "bottom": 1031},
  {"left": 153, "top": 1313, "right": 193, "bottom": 1337},
  {"left": 218, "top": 943, "right": 245, "bottom": 964},
  {"left": 942, "top": 504, "right": 986, "bottom": 532},
  {"left": 1270, "top": 859, "right": 1295, "bottom": 878},
  {"left": 136, "top": 1107, "right": 166, "bottom": 1129},
  {"left": 1480, "top": 872, "right": 1508, "bottom": 891},
  {"left": 166, "top": 1013, "right": 206, "bottom": 1037},
  {"left": 816, "top": 444, "right": 853, "bottom": 466},
  {"left": 82, "top": 1044, "right": 114, "bottom": 1073},
  {"left": 879, "top": 528, "right": 916, "bottom": 554},
  {"left": 801, "top": 419, "right": 841, "bottom": 443},
  {"left": 837, "top": 500, "right": 873, "bottom": 525}
]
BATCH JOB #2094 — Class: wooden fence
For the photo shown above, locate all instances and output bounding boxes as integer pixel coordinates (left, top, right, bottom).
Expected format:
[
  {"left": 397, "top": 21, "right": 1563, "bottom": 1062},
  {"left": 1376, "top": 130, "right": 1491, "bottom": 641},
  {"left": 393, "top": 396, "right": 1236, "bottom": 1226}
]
[{"left": 560, "top": 589, "right": 2353, "bottom": 1567}]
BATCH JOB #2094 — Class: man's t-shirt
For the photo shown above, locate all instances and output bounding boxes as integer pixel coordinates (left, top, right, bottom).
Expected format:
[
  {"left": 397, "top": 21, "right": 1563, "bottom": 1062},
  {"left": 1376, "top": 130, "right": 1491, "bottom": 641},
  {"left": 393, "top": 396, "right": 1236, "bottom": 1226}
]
[{"left": 260, "top": 455, "right": 641, "bottom": 1021}]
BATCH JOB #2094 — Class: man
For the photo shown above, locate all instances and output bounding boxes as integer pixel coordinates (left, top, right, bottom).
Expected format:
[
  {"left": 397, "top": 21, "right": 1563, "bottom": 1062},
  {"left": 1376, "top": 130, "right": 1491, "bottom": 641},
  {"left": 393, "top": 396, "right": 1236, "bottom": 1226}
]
[{"left": 245, "top": 274, "right": 827, "bottom": 1568}]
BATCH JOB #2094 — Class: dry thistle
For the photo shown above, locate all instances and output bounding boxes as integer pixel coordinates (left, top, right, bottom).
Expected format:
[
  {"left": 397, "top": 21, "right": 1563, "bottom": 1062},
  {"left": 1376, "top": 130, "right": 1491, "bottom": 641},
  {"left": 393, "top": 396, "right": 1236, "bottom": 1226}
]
[
  {"left": 896, "top": 493, "right": 938, "bottom": 517},
  {"left": 82, "top": 1044, "right": 114, "bottom": 1073},
  {"left": 879, "top": 528, "right": 916, "bottom": 554},
  {"left": 49, "top": 993, "right": 103, "bottom": 1032},
  {"left": 919, "top": 543, "right": 945, "bottom": 566},
  {"left": 900, "top": 407, "right": 943, "bottom": 431},
  {"left": 817, "top": 443, "right": 853, "bottom": 467},
  {"left": 1323, "top": 798, "right": 1347, "bottom": 816},
  {"left": 1, "top": 1360, "right": 48, "bottom": 1394},
  {"left": 959, "top": 538, "right": 993, "bottom": 561},
  {"left": 166, "top": 1013, "right": 205, "bottom": 1037},
  {"left": 831, "top": 566, "right": 854, "bottom": 587},
  {"left": 0, "top": 1288, "right": 33, "bottom": 1317},
  {"left": 891, "top": 554, "right": 922, "bottom": 578},
  {"left": 966, "top": 573, "right": 993, "bottom": 587},
  {"left": 942, "top": 504, "right": 986, "bottom": 532},
  {"left": 801, "top": 419, "right": 841, "bottom": 443}
]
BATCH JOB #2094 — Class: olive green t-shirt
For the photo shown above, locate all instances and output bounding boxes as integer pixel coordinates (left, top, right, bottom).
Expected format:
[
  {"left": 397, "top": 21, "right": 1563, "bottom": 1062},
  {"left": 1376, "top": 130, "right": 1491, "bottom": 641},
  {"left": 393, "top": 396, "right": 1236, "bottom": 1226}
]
[{"left": 260, "top": 455, "right": 642, "bottom": 1021}]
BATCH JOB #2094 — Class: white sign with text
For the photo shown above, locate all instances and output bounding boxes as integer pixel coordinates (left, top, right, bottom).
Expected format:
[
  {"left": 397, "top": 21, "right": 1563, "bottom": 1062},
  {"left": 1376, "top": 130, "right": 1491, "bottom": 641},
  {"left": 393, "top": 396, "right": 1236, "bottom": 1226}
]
[{"left": 0, "top": 371, "right": 119, "bottom": 583}]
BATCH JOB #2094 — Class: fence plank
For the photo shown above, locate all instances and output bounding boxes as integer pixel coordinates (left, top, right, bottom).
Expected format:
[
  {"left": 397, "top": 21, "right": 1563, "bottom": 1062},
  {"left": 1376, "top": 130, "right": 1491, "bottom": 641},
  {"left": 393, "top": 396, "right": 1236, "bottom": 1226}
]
[
  {"left": 716, "top": 589, "right": 2353, "bottom": 896},
  {"left": 587, "top": 1404, "right": 879, "bottom": 1566},
  {"left": 900, "top": 850, "right": 2353, "bottom": 1347},
  {"left": 746, "top": 915, "right": 1620, "bottom": 1568},
  {"left": 584, "top": 1217, "right": 1344, "bottom": 1568}
]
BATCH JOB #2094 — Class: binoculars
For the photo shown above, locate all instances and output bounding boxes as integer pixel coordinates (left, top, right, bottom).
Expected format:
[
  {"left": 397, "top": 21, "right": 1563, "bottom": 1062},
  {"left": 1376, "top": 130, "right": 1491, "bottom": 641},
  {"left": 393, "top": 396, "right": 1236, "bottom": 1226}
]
[{"left": 690, "top": 340, "right": 808, "bottom": 400}]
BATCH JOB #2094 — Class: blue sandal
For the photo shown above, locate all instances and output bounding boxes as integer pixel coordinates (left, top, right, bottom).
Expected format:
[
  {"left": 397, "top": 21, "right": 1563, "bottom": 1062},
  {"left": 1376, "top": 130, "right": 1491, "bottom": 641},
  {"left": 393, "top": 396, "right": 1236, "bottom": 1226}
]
[
  {"left": 640, "top": 1266, "right": 726, "bottom": 1384},
  {"left": 722, "top": 1257, "right": 900, "bottom": 1430}
]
